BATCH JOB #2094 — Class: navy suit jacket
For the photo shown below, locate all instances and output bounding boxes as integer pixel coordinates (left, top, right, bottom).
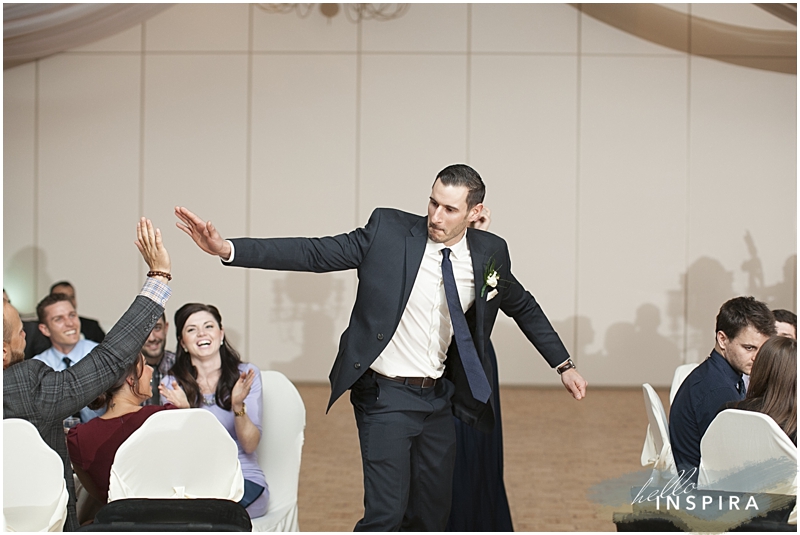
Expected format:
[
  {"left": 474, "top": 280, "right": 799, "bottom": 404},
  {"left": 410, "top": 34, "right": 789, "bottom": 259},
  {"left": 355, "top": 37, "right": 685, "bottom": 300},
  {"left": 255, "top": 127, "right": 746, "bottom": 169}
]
[{"left": 227, "top": 208, "right": 569, "bottom": 431}]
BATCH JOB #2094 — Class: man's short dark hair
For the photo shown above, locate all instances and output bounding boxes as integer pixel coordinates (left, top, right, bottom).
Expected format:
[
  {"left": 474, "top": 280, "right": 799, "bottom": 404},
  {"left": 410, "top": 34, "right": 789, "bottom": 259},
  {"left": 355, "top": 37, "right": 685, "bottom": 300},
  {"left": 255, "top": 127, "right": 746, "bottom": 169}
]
[
  {"left": 49, "top": 281, "right": 73, "bottom": 294},
  {"left": 36, "top": 293, "right": 73, "bottom": 324},
  {"left": 715, "top": 296, "right": 776, "bottom": 341},
  {"left": 773, "top": 309, "right": 797, "bottom": 328},
  {"left": 434, "top": 164, "right": 485, "bottom": 209}
]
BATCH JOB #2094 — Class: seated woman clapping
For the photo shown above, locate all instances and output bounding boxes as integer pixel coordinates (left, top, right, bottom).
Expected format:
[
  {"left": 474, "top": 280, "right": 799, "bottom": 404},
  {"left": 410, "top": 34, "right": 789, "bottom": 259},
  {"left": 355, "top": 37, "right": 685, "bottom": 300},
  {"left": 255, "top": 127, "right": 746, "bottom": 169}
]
[
  {"left": 159, "top": 303, "right": 268, "bottom": 518},
  {"left": 727, "top": 335, "right": 797, "bottom": 445},
  {"left": 67, "top": 353, "right": 176, "bottom": 520}
]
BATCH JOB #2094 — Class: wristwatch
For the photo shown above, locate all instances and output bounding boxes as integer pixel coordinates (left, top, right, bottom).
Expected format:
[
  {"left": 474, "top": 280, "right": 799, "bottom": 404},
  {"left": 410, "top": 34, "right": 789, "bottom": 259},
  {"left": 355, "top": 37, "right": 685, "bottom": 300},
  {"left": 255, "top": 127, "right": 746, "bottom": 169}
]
[
  {"left": 233, "top": 403, "right": 246, "bottom": 417},
  {"left": 556, "top": 359, "right": 576, "bottom": 375}
]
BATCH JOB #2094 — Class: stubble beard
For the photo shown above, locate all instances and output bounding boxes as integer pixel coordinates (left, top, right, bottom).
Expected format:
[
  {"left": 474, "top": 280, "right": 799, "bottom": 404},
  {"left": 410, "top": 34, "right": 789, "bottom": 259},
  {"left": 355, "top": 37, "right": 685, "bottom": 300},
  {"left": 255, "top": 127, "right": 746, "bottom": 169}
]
[{"left": 142, "top": 343, "right": 165, "bottom": 364}]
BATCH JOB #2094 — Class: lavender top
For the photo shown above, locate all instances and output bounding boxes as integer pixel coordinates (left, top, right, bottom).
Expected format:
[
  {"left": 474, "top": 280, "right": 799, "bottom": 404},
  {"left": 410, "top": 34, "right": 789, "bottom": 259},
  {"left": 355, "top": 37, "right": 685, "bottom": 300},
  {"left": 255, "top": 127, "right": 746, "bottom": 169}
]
[{"left": 161, "top": 362, "right": 265, "bottom": 487}]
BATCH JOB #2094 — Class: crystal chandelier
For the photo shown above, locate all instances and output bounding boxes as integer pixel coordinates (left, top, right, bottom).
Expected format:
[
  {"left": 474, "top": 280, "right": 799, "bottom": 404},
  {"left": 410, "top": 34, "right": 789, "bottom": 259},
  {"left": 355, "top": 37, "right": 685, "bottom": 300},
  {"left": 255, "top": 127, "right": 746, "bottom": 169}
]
[{"left": 256, "top": 4, "right": 409, "bottom": 23}]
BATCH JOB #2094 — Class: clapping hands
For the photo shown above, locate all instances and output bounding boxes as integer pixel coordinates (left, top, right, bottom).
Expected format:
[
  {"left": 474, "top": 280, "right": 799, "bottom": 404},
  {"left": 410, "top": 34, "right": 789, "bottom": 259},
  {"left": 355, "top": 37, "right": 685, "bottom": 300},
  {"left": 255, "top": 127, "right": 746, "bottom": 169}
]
[
  {"left": 231, "top": 369, "right": 255, "bottom": 413},
  {"left": 159, "top": 381, "right": 190, "bottom": 409}
]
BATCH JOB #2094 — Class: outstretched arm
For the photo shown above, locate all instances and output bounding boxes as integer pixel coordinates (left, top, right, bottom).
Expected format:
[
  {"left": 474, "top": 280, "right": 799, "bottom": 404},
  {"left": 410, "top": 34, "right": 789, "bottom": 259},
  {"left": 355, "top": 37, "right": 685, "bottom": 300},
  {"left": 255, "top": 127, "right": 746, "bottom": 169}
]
[{"left": 175, "top": 206, "right": 232, "bottom": 260}]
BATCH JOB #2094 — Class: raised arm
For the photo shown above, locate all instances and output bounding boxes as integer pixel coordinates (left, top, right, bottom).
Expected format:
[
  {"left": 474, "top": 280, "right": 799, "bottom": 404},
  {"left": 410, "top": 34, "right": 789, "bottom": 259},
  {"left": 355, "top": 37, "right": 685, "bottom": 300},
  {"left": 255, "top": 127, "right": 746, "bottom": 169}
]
[{"left": 33, "top": 218, "right": 172, "bottom": 422}]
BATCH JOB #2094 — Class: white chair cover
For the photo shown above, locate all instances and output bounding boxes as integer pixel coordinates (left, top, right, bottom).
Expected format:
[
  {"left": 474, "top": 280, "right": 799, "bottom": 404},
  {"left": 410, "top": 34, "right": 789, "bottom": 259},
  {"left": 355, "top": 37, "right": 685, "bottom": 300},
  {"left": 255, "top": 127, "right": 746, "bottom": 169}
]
[
  {"left": 698, "top": 409, "right": 797, "bottom": 495},
  {"left": 668, "top": 363, "right": 699, "bottom": 405},
  {"left": 640, "top": 383, "right": 677, "bottom": 480},
  {"left": 250, "top": 371, "right": 306, "bottom": 532},
  {"left": 3, "top": 418, "right": 69, "bottom": 532},
  {"left": 107, "top": 409, "right": 244, "bottom": 502}
]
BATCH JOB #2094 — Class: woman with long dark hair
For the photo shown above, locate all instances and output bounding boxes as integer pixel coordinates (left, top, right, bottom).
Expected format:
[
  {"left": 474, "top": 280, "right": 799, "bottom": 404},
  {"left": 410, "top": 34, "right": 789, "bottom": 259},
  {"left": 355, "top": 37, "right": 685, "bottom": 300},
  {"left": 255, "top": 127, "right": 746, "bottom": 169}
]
[
  {"left": 729, "top": 335, "right": 797, "bottom": 444},
  {"left": 67, "top": 353, "right": 175, "bottom": 522},
  {"left": 159, "top": 303, "right": 268, "bottom": 518}
]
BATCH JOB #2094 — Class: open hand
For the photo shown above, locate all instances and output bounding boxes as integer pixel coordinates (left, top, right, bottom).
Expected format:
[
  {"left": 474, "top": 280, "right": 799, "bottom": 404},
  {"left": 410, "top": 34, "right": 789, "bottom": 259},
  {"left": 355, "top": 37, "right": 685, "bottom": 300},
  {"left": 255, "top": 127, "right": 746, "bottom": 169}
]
[
  {"left": 561, "top": 368, "right": 588, "bottom": 400},
  {"left": 174, "top": 206, "right": 232, "bottom": 260},
  {"left": 231, "top": 369, "right": 255, "bottom": 412},
  {"left": 134, "top": 217, "right": 171, "bottom": 274},
  {"left": 159, "top": 381, "right": 190, "bottom": 409}
]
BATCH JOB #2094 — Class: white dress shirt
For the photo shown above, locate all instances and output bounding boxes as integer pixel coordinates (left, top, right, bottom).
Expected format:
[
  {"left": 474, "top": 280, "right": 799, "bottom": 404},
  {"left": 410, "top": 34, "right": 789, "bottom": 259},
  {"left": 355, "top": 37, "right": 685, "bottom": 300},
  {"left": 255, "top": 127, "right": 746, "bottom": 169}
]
[
  {"left": 371, "top": 232, "right": 475, "bottom": 379},
  {"left": 34, "top": 338, "right": 98, "bottom": 370}
]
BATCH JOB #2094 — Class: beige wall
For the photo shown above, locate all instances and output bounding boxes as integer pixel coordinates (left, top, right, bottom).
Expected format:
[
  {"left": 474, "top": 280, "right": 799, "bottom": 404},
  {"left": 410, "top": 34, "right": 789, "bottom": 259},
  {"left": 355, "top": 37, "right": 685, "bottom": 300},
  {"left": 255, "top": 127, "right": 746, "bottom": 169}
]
[{"left": 4, "top": 4, "right": 796, "bottom": 387}]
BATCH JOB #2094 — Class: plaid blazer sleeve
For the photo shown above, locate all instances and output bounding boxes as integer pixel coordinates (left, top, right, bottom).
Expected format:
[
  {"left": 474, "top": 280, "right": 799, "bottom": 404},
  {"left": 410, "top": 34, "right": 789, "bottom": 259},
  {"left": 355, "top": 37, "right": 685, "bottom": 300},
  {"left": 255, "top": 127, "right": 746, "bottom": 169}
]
[{"left": 4, "top": 295, "right": 163, "bottom": 424}]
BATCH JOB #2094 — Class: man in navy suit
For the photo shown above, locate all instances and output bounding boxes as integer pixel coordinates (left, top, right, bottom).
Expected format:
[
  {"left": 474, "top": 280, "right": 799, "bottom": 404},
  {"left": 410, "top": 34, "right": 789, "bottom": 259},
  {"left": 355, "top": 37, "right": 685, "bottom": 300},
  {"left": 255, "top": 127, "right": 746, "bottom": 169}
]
[{"left": 177, "top": 164, "right": 587, "bottom": 531}]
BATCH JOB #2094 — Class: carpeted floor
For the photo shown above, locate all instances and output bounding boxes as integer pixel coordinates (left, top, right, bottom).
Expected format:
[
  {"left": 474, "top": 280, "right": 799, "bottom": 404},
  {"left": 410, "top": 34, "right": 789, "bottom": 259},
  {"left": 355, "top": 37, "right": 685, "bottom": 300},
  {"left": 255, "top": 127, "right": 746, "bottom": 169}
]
[{"left": 294, "top": 383, "right": 668, "bottom": 532}]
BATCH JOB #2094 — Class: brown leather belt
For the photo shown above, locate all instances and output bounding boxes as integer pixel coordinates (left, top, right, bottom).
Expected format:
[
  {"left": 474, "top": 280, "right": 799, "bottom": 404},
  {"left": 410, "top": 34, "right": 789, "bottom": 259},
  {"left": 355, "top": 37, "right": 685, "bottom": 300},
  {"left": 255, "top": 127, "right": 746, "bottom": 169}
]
[{"left": 367, "top": 369, "right": 437, "bottom": 388}]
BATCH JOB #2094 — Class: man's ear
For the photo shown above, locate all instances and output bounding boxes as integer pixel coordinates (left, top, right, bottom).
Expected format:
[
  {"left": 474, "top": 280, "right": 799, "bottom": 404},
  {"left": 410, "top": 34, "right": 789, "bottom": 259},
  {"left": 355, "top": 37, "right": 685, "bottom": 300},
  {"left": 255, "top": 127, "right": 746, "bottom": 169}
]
[
  {"left": 716, "top": 331, "right": 729, "bottom": 352},
  {"left": 3, "top": 342, "right": 10, "bottom": 369},
  {"left": 468, "top": 202, "right": 484, "bottom": 222},
  {"left": 39, "top": 322, "right": 51, "bottom": 338}
]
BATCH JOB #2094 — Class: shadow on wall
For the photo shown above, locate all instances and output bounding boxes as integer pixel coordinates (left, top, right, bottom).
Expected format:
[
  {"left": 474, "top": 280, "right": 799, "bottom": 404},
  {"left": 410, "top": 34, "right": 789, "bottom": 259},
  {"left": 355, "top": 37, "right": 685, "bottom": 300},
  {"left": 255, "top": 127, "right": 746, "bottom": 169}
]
[
  {"left": 493, "top": 233, "right": 794, "bottom": 387},
  {"left": 547, "top": 306, "right": 682, "bottom": 387},
  {"left": 267, "top": 272, "right": 347, "bottom": 379},
  {"left": 668, "top": 256, "right": 734, "bottom": 364},
  {"left": 4, "top": 246, "right": 51, "bottom": 317},
  {"left": 667, "top": 233, "right": 796, "bottom": 364}
]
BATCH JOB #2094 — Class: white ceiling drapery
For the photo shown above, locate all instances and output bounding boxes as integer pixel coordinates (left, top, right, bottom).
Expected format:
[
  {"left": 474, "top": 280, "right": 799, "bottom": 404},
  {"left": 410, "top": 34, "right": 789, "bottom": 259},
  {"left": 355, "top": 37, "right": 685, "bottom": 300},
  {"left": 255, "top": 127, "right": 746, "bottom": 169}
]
[{"left": 4, "top": 3, "right": 172, "bottom": 69}]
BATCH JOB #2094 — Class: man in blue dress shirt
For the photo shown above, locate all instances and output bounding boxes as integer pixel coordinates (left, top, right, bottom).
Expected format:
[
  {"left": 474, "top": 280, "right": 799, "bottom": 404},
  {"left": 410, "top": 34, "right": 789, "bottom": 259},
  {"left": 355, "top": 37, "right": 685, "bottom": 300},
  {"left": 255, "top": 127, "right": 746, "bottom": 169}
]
[
  {"left": 33, "top": 293, "right": 104, "bottom": 421},
  {"left": 669, "top": 296, "right": 775, "bottom": 481}
]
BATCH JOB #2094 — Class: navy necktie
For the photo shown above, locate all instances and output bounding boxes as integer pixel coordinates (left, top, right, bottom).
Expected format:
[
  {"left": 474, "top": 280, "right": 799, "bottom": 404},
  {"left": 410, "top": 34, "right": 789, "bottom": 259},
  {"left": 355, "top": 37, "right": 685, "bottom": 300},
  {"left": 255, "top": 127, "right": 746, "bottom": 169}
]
[
  {"left": 441, "top": 248, "right": 491, "bottom": 403},
  {"left": 61, "top": 357, "right": 82, "bottom": 419},
  {"left": 736, "top": 376, "right": 746, "bottom": 399}
]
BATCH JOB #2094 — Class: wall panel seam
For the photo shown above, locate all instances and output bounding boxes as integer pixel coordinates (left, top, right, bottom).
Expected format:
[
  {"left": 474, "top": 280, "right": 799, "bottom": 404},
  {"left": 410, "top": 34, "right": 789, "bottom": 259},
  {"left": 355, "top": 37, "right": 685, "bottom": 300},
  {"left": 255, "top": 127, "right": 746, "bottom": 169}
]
[
  {"left": 33, "top": 60, "right": 40, "bottom": 303},
  {"left": 245, "top": 4, "right": 255, "bottom": 358}
]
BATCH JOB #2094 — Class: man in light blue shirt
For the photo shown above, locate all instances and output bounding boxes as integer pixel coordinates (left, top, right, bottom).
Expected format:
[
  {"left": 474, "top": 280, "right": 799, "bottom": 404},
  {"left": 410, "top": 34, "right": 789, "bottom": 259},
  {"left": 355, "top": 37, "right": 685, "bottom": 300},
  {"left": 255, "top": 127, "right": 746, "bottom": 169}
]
[{"left": 33, "top": 293, "right": 105, "bottom": 422}]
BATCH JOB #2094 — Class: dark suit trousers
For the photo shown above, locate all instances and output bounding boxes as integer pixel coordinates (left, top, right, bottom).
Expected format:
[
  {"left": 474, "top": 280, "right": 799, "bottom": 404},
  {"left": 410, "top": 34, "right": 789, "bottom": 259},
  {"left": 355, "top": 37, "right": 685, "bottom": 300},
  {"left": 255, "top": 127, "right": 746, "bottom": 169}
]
[{"left": 350, "top": 372, "right": 457, "bottom": 531}]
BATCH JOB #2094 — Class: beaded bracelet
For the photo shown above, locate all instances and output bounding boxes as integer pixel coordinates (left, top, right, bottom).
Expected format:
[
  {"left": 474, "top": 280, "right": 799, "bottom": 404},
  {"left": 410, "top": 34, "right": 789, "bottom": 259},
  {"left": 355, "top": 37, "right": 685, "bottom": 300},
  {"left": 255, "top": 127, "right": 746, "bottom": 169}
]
[{"left": 147, "top": 270, "right": 172, "bottom": 281}]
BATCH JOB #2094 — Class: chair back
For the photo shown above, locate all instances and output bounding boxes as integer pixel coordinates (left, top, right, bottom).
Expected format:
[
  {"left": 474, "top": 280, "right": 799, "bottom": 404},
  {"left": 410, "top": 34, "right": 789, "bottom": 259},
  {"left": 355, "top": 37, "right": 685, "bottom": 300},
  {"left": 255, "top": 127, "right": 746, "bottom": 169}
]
[
  {"left": 640, "top": 383, "right": 677, "bottom": 478},
  {"left": 698, "top": 409, "right": 797, "bottom": 495},
  {"left": 669, "top": 363, "right": 699, "bottom": 405},
  {"left": 86, "top": 498, "right": 252, "bottom": 531},
  {"left": 3, "top": 418, "right": 69, "bottom": 532},
  {"left": 251, "top": 371, "right": 306, "bottom": 532},
  {"left": 108, "top": 409, "right": 244, "bottom": 502}
]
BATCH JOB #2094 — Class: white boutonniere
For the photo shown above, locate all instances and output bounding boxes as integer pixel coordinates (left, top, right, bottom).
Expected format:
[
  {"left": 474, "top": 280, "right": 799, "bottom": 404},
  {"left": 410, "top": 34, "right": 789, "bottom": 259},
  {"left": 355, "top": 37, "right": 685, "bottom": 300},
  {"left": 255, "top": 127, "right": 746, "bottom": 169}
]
[{"left": 481, "top": 256, "right": 512, "bottom": 299}]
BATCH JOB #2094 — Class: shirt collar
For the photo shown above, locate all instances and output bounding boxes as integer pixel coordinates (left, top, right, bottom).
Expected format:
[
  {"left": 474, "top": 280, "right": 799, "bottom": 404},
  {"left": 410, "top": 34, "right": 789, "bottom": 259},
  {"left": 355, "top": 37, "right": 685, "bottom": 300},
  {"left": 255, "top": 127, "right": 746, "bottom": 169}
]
[
  {"left": 709, "top": 349, "right": 742, "bottom": 382},
  {"left": 426, "top": 230, "right": 470, "bottom": 259}
]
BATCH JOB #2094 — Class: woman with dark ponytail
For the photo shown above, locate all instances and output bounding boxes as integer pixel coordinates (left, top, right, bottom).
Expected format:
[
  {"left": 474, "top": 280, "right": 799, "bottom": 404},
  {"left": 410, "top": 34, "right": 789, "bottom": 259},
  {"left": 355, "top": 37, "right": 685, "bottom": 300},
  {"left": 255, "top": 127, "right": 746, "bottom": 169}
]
[
  {"left": 159, "top": 303, "right": 268, "bottom": 518},
  {"left": 67, "top": 353, "right": 175, "bottom": 522}
]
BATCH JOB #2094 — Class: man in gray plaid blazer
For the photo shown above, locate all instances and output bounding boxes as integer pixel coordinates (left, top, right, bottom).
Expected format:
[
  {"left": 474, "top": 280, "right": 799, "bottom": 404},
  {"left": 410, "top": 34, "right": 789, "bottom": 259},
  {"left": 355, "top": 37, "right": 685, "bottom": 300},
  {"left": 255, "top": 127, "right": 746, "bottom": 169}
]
[{"left": 3, "top": 218, "right": 172, "bottom": 531}]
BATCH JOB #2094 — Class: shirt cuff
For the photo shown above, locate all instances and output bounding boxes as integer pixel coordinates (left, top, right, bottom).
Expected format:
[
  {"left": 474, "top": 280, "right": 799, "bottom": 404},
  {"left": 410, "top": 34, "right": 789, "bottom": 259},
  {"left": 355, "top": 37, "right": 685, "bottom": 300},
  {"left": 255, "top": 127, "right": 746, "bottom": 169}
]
[
  {"left": 140, "top": 277, "right": 172, "bottom": 307},
  {"left": 222, "top": 239, "right": 235, "bottom": 264}
]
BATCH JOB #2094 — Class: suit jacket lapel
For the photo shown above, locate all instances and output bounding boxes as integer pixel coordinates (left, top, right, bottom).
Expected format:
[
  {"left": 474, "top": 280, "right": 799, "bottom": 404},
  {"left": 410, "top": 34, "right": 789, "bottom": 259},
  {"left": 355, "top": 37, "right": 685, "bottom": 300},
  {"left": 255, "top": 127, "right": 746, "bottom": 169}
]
[
  {"left": 399, "top": 217, "right": 429, "bottom": 322},
  {"left": 467, "top": 229, "right": 488, "bottom": 349}
]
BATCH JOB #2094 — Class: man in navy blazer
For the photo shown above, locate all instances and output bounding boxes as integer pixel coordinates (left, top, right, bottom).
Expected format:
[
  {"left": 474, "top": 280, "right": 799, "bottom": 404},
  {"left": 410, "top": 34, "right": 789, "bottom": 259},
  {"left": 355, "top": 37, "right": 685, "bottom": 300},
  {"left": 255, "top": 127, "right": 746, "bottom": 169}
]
[{"left": 177, "top": 164, "right": 587, "bottom": 531}]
